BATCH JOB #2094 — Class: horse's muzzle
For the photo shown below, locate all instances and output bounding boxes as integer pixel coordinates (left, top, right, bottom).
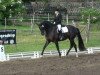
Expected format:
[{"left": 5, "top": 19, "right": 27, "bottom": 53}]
[
  {"left": 41, "top": 31, "right": 46, "bottom": 35},
  {"left": 41, "top": 32, "right": 44, "bottom": 35}
]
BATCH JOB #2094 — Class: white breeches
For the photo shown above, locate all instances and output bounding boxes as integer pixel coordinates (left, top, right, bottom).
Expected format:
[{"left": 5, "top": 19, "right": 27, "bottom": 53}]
[{"left": 57, "top": 24, "right": 61, "bottom": 31}]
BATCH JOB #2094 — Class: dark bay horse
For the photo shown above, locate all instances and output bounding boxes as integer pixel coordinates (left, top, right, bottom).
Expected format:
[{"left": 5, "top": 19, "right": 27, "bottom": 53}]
[{"left": 38, "top": 21, "right": 86, "bottom": 57}]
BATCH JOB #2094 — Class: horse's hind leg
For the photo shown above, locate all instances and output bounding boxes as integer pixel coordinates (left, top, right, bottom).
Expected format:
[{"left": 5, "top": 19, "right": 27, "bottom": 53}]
[
  {"left": 41, "top": 41, "right": 50, "bottom": 55},
  {"left": 73, "top": 41, "right": 78, "bottom": 57},
  {"left": 55, "top": 42, "right": 61, "bottom": 57},
  {"left": 66, "top": 40, "right": 74, "bottom": 56}
]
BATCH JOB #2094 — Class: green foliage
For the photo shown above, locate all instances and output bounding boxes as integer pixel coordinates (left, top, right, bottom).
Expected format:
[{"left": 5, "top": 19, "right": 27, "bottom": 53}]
[
  {"left": 22, "top": 0, "right": 49, "bottom": 2},
  {"left": 0, "top": 0, "right": 25, "bottom": 25},
  {"left": 80, "top": 8, "right": 100, "bottom": 23},
  {"left": 81, "top": 8, "right": 100, "bottom": 16}
]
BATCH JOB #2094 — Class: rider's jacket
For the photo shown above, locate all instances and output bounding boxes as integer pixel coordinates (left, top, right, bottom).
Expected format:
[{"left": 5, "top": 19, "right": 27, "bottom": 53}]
[{"left": 53, "top": 13, "right": 62, "bottom": 25}]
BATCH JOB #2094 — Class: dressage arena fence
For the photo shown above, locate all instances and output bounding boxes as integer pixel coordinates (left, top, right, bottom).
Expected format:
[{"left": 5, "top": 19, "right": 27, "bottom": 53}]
[{"left": 5, "top": 47, "right": 100, "bottom": 61}]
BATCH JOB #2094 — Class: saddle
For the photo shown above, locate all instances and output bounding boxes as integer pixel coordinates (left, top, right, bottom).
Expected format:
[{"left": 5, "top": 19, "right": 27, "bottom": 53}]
[
  {"left": 58, "top": 26, "right": 68, "bottom": 40},
  {"left": 61, "top": 26, "right": 68, "bottom": 33}
]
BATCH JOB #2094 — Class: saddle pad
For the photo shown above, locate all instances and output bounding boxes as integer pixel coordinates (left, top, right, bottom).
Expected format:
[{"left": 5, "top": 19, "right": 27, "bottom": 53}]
[{"left": 61, "top": 26, "right": 68, "bottom": 33}]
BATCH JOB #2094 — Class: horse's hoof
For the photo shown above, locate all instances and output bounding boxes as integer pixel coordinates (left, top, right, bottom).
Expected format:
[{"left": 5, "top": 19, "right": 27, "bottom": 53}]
[
  {"left": 41, "top": 53, "right": 43, "bottom": 55},
  {"left": 75, "top": 52, "right": 79, "bottom": 57},
  {"left": 76, "top": 55, "right": 79, "bottom": 58},
  {"left": 40, "top": 54, "right": 43, "bottom": 57},
  {"left": 66, "top": 54, "right": 68, "bottom": 56},
  {"left": 59, "top": 55, "right": 61, "bottom": 58},
  {"left": 66, "top": 54, "right": 69, "bottom": 57}
]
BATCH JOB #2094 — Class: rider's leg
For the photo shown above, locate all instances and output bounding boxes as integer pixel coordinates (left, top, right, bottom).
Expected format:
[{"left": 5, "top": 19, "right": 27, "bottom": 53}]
[
  {"left": 57, "top": 24, "right": 61, "bottom": 31},
  {"left": 57, "top": 24, "right": 62, "bottom": 40}
]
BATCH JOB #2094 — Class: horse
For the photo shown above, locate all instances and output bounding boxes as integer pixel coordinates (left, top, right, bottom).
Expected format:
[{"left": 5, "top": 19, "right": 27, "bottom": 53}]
[{"left": 38, "top": 21, "right": 86, "bottom": 57}]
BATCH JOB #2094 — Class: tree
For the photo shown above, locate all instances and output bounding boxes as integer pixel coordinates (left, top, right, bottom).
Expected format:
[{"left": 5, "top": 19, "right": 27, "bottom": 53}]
[
  {"left": 80, "top": 8, "right": 100, "bottom": 23},
  {"left": 22, "top": 0, "right": 49, "bottom": 2},
  {"left": 80, "top": 7, "right": 100, "bottom": 43},
  {"left": 0, "top": 0, "right": 25, "bottom": 25}
]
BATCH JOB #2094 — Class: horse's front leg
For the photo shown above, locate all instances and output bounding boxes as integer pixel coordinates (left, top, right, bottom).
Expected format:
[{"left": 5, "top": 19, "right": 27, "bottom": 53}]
[
  {"left": 41, "top": 41, "right": 50, "bottom": 55},
  {"left": 55, "top": 42, "right": 61, "bottom": 57}
]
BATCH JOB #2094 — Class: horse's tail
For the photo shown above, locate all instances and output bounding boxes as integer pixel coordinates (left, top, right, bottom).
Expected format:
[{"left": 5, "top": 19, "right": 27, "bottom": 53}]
[{"left": 76, "top": 28, "right": 86, "bottom": 51}]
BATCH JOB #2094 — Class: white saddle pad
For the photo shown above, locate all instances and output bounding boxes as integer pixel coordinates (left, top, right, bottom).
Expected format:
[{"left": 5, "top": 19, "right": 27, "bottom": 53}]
[{"left": 61, "top": 26, "right": 68, "bottom": 33}]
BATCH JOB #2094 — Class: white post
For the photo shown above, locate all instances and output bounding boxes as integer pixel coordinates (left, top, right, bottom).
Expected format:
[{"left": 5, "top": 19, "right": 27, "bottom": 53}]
[
  {"left": 90, "top": 48, "right": 93, "bottom": 54},
  {"left": 75, "top": 52, "right": 78, "bottom": 57},
  {"left": 21, "top": 53, "right": 23, "bottom": 58},
  {"left": 36, "top": 52, "right": 39, "bottom": 58},
  {"left": 31, "top": 13, "right": 35, "bottom": 32},
  {"left": 31, "top": 19, "right": 33, "bottom": 32},
  {"left": 0, "top": 45, "right": 6, "bottom": 61},
  {"left": 33, "top": 52, "right": 37, "bottom": 58},
  {"left": 5, "top": 17, "right": 7, "bottom": 29},
  {"left": 66, "top": 14, "right": 69, "bottom": 25},
  {"left": 86, "top": 15, "right": 90, "bottom": 43},
  {"left": 48, "top": 13, "right": 50, "bottom": 21},
  {"left": 61, "top": 50, "right": 67, "bottom": 56},
  {"left": 92, "top": 0, "right": 94, "bottom": 8},
  {"left": 6, "top": 54, "right": 10, "bottom": 61},
  {"left": 88, "top": 48, "right": 93, "bottom": 54},
  {"left": 50, "top": 51, "right": 52, "bottom": 55},
  {"left": 72, "top": 20, "right": 76, "bottom": 27}
]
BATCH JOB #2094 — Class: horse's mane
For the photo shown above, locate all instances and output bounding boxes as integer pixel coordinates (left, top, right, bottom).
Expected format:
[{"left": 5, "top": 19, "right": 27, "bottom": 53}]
[{"left": 41, "top": 21, "right": 54, "bottom": 28}]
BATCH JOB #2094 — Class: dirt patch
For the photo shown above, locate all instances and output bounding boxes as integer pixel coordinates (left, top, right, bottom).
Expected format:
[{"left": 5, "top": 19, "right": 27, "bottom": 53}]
[{"left": 0, "top": 54, "right": 100, "bottom": 75}]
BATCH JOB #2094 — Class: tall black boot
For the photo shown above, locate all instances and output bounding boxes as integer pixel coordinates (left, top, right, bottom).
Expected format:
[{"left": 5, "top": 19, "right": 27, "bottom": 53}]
[{"left": 59, "top": 30, "right": 62, "bottom": 40}]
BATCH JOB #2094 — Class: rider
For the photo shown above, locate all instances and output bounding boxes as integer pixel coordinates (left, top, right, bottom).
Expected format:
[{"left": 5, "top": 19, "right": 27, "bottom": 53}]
[{"left": 53, "top": 9, "right": 63, "bottom": 40}]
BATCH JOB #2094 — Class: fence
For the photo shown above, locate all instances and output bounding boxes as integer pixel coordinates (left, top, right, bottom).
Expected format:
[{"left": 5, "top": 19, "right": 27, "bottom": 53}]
[
  {"left": 6, "top": 47, "right": 100, "bottom": 61},
  {"left": 0, "top": 17, "right": 100, "bottom": 54},
  {"left": 24, "top": 1, "right": 100, "bottom": 20}
]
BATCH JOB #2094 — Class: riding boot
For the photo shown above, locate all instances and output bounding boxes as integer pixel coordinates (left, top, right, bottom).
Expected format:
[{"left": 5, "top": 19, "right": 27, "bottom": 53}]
[{"left": 59, "top": 30, "right": 62, "bottom": 40}]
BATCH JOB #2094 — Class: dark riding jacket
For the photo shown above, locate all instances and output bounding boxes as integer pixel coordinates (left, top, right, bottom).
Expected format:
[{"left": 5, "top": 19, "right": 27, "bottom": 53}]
[{"left": 53, "top": 13, "right": 62, "bottom": 25}]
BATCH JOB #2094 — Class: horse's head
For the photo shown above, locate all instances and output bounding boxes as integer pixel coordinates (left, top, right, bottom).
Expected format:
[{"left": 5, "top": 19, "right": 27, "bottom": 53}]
[
  {"left": 38, "top": 21, "right": 52, "bottom": 35},
  {"left": 38, "top": 24, "right": 45, "bottom": 35}
]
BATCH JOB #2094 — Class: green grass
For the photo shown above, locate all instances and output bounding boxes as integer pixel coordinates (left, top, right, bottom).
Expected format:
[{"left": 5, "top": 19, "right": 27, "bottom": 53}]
[
  {"left": 86, "top": 32, "right": 100, "bottom": 47},
  {"left": 0, "top": 24, "right": 100, "bottom": 53}
]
